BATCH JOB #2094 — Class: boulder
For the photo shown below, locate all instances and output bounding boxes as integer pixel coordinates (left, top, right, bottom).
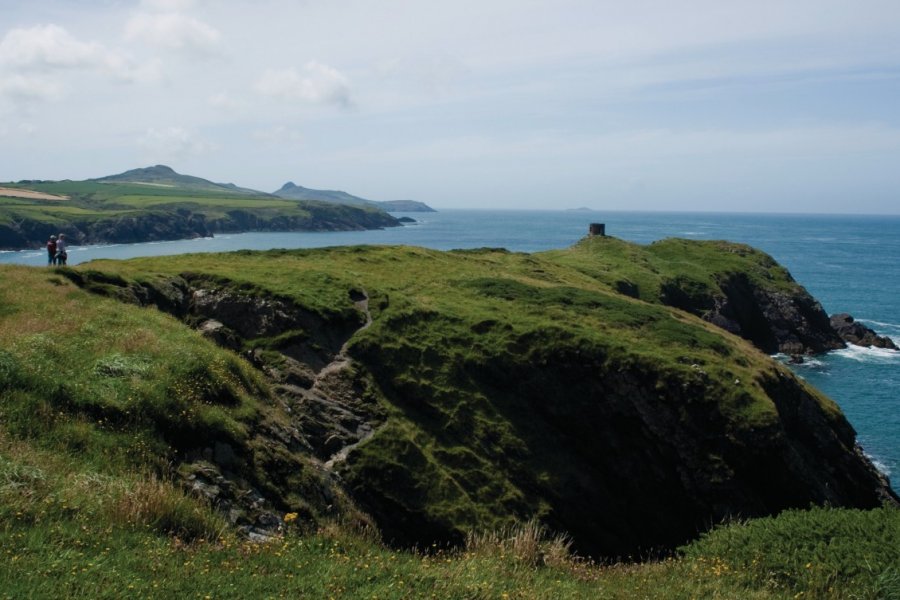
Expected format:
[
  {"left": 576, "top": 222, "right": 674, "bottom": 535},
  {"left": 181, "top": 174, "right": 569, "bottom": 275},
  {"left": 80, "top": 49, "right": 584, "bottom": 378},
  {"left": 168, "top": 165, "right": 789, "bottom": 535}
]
[{"left": 830, "top": 313, "right": 898, "bottom": 349}]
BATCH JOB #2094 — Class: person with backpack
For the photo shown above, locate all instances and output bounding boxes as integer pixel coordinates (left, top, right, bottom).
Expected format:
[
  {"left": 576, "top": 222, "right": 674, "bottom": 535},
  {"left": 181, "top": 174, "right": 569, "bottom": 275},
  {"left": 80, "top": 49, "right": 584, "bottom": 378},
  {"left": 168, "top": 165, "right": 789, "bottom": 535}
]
[
  {"left": 46, "top": 235, "right": 57, "bottom": 266},
  {"left": 55, "top": 233, "right": 68, "bottom": 266}
]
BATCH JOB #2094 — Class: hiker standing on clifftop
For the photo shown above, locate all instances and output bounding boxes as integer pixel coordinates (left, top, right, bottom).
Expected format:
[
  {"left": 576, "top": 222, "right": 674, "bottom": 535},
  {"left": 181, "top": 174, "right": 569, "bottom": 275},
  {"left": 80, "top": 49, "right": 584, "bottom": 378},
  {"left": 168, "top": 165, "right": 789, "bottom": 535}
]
[
  {"left": 46, "top": 235, "right": 57, "bottom": 266},
  {"left": 55, "top": 233, "right": 68, "bottom": 266}
]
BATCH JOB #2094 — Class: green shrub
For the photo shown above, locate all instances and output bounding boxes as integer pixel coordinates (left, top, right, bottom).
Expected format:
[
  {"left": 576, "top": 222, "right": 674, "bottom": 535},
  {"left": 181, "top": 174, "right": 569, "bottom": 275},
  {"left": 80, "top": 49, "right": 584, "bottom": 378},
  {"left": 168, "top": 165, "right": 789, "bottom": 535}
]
[{"left": 680, "top": 506, "right": 900, "bottom": 599}]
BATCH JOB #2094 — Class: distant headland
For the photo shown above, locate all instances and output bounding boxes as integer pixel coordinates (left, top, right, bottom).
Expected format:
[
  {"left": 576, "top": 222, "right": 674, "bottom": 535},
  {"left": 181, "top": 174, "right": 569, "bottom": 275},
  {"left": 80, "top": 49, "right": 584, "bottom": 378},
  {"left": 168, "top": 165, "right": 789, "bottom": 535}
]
[{"left": 0, "top": 165, "right": 433, "bottom": 250}]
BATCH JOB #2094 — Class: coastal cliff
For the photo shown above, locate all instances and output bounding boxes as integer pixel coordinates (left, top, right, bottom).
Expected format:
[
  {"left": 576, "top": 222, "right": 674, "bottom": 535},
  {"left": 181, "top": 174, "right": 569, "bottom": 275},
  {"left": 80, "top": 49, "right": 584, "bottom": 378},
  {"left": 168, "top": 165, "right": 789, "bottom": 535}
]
[
  {"left": 30, "top": 240, "right": 894, "bottom": 559},
  {"left": 0, "top": 205, "right": 400, "bottom": 250},
  {"left": 0, "top": 166, "right": 401, "bottom": 250},
  {"left": 544, "top": 237, "right": 893, "bottom": 355}
]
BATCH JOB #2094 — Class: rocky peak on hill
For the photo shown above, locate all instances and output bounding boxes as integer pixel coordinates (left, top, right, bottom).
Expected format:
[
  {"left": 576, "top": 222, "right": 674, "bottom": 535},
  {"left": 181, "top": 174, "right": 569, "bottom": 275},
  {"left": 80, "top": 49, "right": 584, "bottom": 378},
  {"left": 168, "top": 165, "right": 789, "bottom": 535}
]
[{"left": 93, "top": 165, "right": 264, "bottom": 195}]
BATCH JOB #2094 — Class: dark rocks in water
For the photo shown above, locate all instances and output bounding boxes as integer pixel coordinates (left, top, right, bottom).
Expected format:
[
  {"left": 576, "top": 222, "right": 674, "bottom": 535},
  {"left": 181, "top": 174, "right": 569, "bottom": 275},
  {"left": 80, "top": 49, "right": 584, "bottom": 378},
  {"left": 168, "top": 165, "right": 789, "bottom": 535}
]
[
  {"left": 397, "top": 216, "right": 416, "bottom": 224},
  {"left": 830, "top": 313, "right": 898, "bottom": 349}
]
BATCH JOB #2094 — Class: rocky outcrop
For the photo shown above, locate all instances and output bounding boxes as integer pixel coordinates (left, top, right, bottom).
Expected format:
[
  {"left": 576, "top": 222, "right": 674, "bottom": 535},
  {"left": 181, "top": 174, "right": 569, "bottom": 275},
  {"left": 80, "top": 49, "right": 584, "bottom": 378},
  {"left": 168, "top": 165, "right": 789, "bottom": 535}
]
[
  {"left": 830, "top": 314, "right": 898, "bottom": 349},
  {"left": 62, "top": 270, "right": 385, "bottom": 538},
  {"left": 661, "top": 272, "right": 846, "bottom": 355},
  {"left": 378, "top": 200, "right": 435, "bottom": 212}
]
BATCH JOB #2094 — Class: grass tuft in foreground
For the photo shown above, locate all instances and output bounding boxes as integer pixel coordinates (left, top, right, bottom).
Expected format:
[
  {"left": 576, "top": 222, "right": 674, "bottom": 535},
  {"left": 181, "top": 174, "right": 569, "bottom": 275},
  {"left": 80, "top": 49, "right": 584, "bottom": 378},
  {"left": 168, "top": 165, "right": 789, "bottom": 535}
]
[{"left": 1, "top": 431, "right": 897, "bottom": 600}]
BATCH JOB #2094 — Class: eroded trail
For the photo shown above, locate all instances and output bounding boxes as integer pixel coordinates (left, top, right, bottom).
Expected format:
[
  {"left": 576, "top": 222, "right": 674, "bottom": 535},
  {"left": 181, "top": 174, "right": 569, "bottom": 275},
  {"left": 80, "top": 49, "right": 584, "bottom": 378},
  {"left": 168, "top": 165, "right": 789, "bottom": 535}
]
[
  {"left": 319, "top": 294, "right": 378, "bottom": 470},
  {"left": 312, "top": 294, "right": 374, "bottom": 385},
  {"left": 266, "top": 290, "right": 383, "bottom": 472}
]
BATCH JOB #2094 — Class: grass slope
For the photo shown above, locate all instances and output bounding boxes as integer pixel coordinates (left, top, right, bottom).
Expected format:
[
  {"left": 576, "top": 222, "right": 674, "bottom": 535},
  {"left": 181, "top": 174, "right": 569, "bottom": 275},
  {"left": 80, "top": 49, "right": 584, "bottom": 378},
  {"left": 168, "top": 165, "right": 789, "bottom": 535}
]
[
  {"left": 1, "top": 241, "right": 897, "bottom": 598},
  {"left": 92, "top": 164, "right": 266, "bottom": 196},
  {"left": 74, "top": 245, "right": 862, "bottom": 550},
  {"left": 543, "top": 236, "right": 798, "bottom": 305}
]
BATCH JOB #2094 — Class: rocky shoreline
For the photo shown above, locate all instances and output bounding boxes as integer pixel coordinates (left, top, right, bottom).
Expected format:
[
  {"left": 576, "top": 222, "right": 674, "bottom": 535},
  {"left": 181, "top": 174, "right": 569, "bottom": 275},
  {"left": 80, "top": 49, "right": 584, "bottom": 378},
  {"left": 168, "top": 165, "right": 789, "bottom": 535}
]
[
  {"left": 659, "top": 270, "right": 897, "bottom": 356},
  {"left": 829, "top": 313, "right": 898, "bottom": 350},
  {"left": 0, "top": 208, "right": 401, "bottom": 251}
]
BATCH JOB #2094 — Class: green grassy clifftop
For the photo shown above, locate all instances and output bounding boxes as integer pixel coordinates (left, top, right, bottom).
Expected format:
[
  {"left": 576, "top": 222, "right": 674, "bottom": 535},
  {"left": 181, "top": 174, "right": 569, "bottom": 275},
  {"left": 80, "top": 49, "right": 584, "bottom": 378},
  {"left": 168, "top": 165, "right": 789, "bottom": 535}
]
[
  {"left": 1, "top": 238, "right": 897, "bottom": 597},
  {"left": 16, "top": 239, "right": 890, "bottom": 552},
  {"left": 545, "top": 236, "right": 846, "bottom": 354}
]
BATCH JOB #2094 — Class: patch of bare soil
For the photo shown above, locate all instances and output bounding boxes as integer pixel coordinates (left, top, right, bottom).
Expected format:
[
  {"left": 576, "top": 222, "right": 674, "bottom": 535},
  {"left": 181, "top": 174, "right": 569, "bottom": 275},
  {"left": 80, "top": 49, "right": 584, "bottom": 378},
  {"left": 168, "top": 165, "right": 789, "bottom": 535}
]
[{"left": 0, "top": 187, "right": 69, "bottom": 201}]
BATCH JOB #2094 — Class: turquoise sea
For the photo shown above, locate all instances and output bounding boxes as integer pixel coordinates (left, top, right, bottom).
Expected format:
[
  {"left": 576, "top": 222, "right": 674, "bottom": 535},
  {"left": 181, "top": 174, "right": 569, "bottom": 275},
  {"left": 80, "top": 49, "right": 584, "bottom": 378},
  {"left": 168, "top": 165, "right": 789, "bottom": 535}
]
[{"left": 3, "top": 210, "right": 898, "bottom": 491}]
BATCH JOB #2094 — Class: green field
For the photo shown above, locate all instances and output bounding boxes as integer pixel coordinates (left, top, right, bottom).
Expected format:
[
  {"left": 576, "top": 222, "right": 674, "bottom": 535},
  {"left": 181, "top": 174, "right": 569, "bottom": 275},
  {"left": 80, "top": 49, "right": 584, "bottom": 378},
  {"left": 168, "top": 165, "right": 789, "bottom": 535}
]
[{"left": 0, "top": 177, "right": 398, "bottom": 249}]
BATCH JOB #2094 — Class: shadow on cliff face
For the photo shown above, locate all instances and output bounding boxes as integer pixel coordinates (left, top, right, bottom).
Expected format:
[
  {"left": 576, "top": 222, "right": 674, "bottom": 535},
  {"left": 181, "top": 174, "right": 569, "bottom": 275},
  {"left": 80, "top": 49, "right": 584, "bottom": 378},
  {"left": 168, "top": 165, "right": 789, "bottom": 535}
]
[{"left": 346, "top": 312, "right": 897, "bottom": 559}]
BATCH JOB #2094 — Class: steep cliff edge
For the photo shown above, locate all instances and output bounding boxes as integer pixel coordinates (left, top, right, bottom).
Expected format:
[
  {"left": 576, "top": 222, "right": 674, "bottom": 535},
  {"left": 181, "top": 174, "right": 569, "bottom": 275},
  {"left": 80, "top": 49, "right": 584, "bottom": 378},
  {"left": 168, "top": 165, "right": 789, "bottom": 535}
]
[
  {"left": 542, "top": 237, "right": 895, "bottom": 355},
  {"left": 44, "top": 242, "right": 895, "bottom": 559}
]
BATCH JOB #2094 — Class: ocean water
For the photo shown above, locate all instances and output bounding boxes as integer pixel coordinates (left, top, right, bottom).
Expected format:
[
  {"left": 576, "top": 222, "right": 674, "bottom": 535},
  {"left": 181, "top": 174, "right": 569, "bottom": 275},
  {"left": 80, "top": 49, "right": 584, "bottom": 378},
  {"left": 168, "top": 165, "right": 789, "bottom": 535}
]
[{"left": 3, "top": 210, "right": 898, "bottom": 489}]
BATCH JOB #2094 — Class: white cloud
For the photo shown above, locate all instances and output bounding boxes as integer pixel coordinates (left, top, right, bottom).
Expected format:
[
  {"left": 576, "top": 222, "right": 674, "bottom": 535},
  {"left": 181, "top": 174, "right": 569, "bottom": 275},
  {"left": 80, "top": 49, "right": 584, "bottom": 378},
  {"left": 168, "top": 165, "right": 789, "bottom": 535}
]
[
  {"left": 254, "top": 62, "right": 352, "bottom": 108},
  {"left": 125, "top": 11, "right": 221, "bottom": 53},
  {"left": 138, "top": 126, "right": 215, "bottom": 162},
  {"left": 0, "top": 24, "right": 117, "bottom": 70},
  {"left": 0, "top": 24, "right": 157, "bottom": 100}
]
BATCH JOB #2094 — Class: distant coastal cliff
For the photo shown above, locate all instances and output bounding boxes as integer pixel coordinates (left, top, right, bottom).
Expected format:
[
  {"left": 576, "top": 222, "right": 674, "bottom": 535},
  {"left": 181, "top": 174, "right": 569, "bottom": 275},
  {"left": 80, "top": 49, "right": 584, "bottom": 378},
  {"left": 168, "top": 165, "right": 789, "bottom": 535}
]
[
  {"left": 0, "top": 166, "right": 404, "bottom": 250},
  {"left": 274, "top": 181, "right": 436, "bottom": 212},
  {"left": 0, "top": 207, "right": 400, "bottom": 250}
]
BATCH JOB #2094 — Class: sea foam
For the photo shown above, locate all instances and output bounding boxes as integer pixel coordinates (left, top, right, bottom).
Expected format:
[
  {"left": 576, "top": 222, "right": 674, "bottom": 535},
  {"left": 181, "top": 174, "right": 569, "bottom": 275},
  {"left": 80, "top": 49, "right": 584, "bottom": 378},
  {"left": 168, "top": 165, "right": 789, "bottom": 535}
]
[{"left": 832, "top": 344, "right": 900, "bottom": 364}]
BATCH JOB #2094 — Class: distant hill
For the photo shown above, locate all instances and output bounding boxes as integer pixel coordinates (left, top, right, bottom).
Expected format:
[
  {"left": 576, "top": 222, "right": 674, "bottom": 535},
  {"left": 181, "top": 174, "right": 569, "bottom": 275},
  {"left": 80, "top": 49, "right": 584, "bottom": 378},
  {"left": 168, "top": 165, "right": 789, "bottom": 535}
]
[
  {"left": 93, "top": 165, "right": 267, "bottom": 196},
  {"left": 0, "top": 166, "right": 400, "bottom": 249},
  {"left": 275, "top": 181, "right": 435, "bottom": 212}
]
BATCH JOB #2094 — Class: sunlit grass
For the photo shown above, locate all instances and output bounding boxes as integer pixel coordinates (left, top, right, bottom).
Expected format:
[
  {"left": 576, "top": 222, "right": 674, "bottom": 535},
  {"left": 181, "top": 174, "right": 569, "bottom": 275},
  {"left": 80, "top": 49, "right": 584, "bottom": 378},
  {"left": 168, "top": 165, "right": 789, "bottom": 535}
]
[{"left": 1, "top": 242, "right": 895, "bottom": 599}]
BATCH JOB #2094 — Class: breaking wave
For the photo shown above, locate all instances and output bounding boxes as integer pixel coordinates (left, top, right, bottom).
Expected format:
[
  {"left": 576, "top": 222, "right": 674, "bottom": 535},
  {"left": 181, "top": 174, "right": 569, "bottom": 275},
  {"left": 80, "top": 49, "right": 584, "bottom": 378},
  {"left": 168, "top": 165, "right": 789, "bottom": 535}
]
[
  {"left": 866, "top": 453, "right": 892, "bottom": 478},
  {"left": 832, "top": 344, "right": 900, "bottom": 364},
  {"left": 857, "top": 319, "right": 900, "bottom": 337},
  {"left": 773, "top": 353, "right": 828, "bottom": 371}
]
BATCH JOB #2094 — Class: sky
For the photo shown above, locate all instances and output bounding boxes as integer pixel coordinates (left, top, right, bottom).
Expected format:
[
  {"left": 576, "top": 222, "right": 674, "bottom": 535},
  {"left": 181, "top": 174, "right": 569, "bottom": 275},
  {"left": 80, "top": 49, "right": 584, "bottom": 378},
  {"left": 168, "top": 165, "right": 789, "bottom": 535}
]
[{"left": 1, "top": 0, "right": 900, "bottom": 213}]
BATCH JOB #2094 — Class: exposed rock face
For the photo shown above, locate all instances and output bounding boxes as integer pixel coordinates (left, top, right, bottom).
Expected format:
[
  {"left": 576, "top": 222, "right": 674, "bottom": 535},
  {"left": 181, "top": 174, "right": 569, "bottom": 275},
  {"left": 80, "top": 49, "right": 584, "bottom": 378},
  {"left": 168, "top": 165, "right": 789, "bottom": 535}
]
[
  {"left": 830, "top": 313, "right": 898, "bottom": 349},
  {"left": 62, "top": 271, "right": 385, "bottom": 537},
  {"left": 661, "top": 272, "right": 846, "bottom": 355},
  {"left": 179, "top": 280, "right": 387, "bottom": 522}
]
